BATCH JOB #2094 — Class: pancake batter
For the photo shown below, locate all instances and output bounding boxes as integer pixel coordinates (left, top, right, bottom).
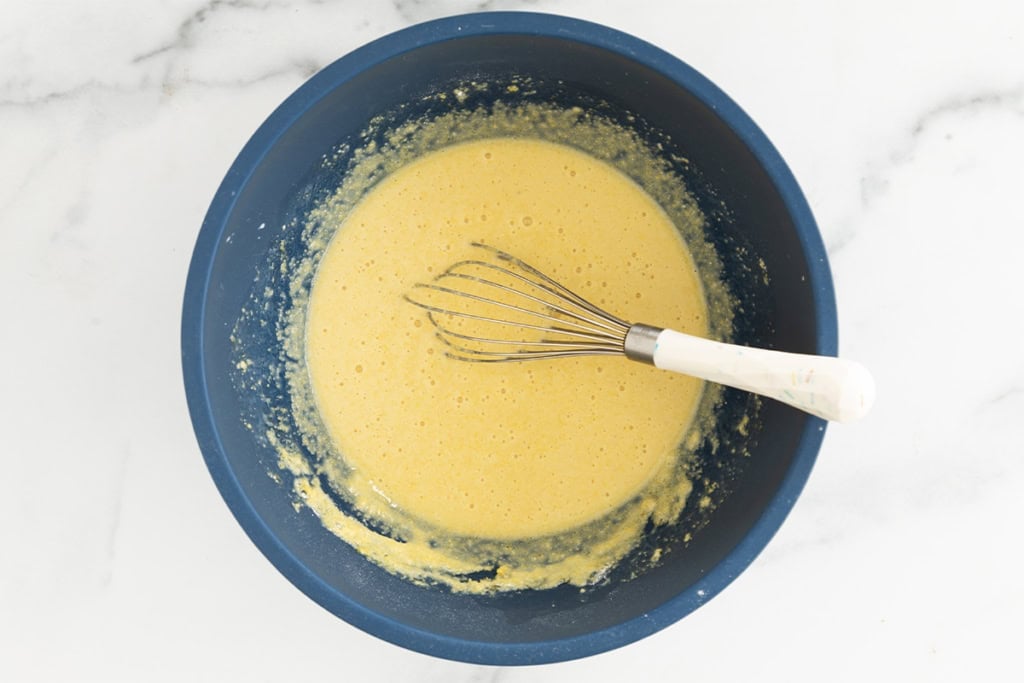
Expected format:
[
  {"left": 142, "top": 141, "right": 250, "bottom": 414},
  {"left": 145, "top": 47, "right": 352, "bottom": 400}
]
[
  {"left": 306, "top": 138, "right": 708, "bottom": 539},
  {"left": 242, "top": 98, "right": 735, "bottom": 592}
]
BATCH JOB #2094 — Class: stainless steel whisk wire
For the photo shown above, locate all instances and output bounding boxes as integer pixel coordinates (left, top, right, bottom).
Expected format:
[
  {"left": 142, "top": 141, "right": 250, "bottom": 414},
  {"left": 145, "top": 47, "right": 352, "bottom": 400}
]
[{"left": 405, "top": 243, "right": 637, "bottom": 361}]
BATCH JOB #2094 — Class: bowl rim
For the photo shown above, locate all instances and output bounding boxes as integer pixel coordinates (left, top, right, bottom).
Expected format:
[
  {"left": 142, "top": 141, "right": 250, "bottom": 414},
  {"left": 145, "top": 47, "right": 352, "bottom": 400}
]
[{"left": 182, "top": 10, "right": 836, "bottom": 666}]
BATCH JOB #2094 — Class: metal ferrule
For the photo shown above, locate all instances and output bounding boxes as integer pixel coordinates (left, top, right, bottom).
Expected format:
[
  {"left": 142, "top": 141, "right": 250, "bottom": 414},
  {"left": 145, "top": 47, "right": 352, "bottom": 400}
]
[{"left": 623, "top": 324, "right": 662, "bottom": 364}]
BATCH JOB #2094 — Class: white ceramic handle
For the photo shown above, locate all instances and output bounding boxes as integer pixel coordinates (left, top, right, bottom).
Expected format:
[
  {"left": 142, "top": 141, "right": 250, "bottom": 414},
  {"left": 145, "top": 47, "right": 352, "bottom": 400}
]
[{"left": 651, "top": 328, "right": 874, "bottom": 422}]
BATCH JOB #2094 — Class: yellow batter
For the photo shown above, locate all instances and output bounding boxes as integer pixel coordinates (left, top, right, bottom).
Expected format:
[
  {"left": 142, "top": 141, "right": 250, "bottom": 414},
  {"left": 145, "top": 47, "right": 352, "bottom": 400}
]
[
  {"left": 305, "top": 138, "right": 708, "bottom": 540},
  {"left": 233, "top": 98, "right": 739, "bottom": 592}
]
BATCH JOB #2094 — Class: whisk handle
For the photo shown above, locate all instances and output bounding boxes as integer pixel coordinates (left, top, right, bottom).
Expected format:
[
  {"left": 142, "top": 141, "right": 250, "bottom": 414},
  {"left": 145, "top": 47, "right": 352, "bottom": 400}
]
[{"left": 641, "top": 326, "right": 874, "bottom": 423}]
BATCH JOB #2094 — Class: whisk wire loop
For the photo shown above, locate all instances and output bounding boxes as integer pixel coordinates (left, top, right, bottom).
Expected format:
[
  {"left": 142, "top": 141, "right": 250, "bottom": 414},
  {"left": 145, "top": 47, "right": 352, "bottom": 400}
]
[{"left": 404, "top": 243, "right": 634, "bottom": 362}]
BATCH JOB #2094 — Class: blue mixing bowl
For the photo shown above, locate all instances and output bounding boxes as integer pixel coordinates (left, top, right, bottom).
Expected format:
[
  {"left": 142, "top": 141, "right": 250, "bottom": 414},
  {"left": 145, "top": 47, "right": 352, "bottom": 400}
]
[{"left": 182, "top": 12, "right": 835, "bottom": 665}]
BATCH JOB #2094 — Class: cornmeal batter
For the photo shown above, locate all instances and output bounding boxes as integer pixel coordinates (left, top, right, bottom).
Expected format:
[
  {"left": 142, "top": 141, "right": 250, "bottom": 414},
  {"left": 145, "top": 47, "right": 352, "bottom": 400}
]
[
  {"left": 305, "top": 138, "right": 708, "bottom": 540},
  {"left": 235, "top": 98, "right": 736, "bottom": 592}
]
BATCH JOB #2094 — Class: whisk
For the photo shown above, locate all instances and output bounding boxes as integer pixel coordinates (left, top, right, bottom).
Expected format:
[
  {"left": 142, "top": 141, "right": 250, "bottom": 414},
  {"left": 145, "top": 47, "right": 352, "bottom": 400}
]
[{"left": 405, "top": 243, "right": 874, "bottom": 423}]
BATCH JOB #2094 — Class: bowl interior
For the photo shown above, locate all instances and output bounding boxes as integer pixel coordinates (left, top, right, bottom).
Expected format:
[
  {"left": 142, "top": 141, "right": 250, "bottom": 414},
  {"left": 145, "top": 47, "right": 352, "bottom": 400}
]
[{"left": 184, "top": 13, "right": 833, "bottom": 665}]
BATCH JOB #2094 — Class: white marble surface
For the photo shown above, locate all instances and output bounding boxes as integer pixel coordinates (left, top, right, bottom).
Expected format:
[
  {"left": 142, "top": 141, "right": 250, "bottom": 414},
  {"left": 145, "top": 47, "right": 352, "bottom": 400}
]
[{"left": 2, "top": 0, "right": 1022, "bottom": 680}]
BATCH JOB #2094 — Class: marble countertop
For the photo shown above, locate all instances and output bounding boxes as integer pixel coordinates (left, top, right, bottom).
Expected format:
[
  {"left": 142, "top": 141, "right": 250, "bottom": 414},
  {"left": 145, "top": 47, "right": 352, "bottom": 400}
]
[{"left": 2, "top": 1, "right": 1022, "bottom": 680}]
